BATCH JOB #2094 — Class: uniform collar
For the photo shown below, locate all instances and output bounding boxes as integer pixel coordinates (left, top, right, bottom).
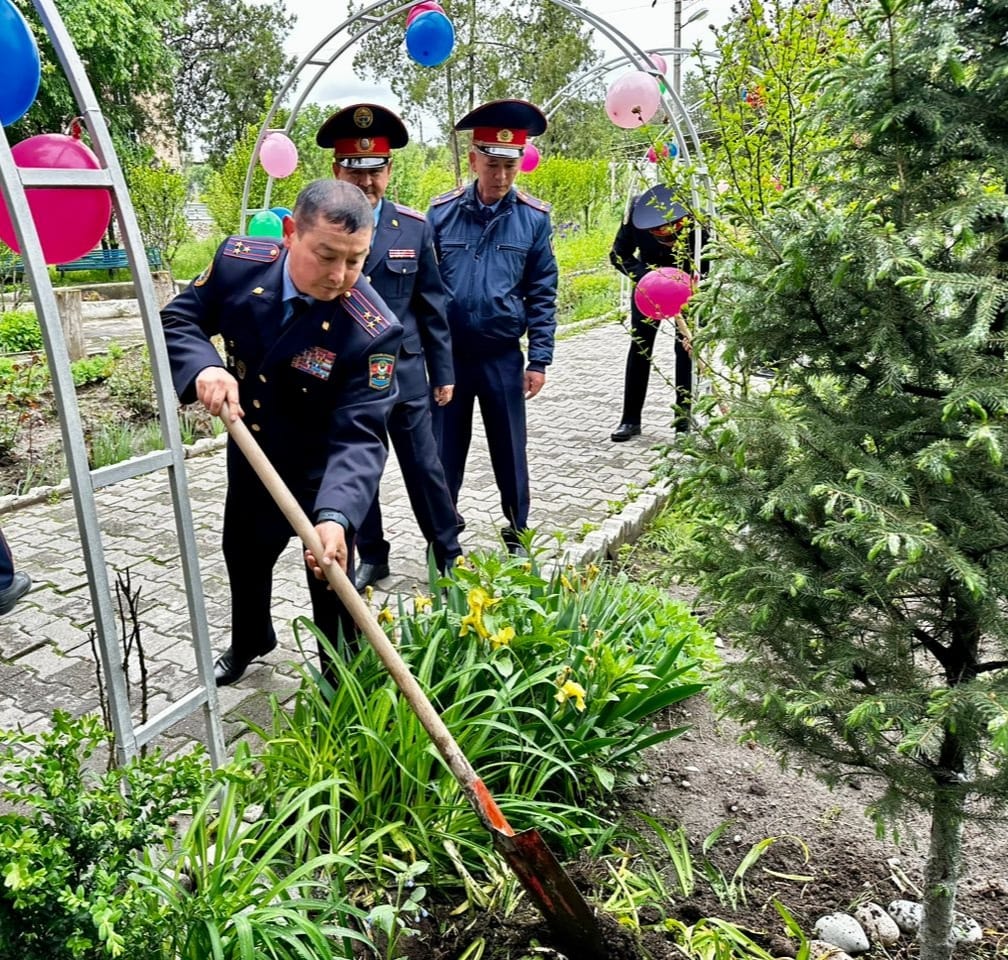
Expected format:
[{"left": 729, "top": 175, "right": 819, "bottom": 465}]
[{"left": 281, "top": 256, "right": 314, "bottom": 308}]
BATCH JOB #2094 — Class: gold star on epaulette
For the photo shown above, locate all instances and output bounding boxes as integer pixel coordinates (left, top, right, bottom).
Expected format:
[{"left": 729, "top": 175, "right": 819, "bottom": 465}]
[{"left": 234, "top": 241, "right": 249, "bottom": 254}]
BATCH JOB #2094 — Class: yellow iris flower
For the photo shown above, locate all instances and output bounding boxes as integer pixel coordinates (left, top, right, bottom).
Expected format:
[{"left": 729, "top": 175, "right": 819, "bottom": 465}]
[
  {"left": 459, "top": 586, "right": 499, "bottom": 639},
  {"left": 555, "top": 679, "right": 587, "bottom": 712},
  {"left": 489, "top": 626, "right": 515, "bottom": 650},
  {"left": 377, "top": 607, "right": 394, "bottom": 625}
]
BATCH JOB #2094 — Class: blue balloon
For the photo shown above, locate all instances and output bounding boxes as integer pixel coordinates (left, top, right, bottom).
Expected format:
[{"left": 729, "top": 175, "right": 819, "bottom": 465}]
[
  {"left": 405, "top": 11, "right": 455, "bottom": 68},
  {"left": 270, "top": 206, "right": 292, "bottom": 221},
  {"left": 0, "top": 0, "right": 42, "bottom": 127}
]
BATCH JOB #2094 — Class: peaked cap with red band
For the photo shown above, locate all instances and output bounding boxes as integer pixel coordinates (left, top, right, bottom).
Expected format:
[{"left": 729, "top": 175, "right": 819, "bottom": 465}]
[
  {"left": 454, "top": 99, "right": 547, "bottom": 159},
  {"left": 316, "top": 103, "right": 409, "bottom": 169}
]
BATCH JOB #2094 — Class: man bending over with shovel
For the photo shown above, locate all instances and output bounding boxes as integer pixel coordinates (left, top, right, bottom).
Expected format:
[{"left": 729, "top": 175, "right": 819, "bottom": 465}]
[{"left": 161, "top": 178, "right": 402, "bottom": 686}]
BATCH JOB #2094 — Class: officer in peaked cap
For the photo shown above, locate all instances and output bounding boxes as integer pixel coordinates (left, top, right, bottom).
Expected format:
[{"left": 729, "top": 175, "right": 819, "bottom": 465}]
[
  {"left": 426, "top": 99, "right": 557, "bottom": 554},
  {"left": 161, "top": 178, "right": 403, "bottom": 686},
  {"left": 318, "top": 103, "right": 461, "bottom": 590},
  {"left": 609, "top": 182, "right": 707, "bottom": 442}
]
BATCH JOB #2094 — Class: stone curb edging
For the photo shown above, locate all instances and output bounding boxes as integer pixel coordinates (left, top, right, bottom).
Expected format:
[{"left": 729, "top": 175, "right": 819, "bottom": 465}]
[{"left": 0, "top": 434, "right": 228, "bottom": 517}]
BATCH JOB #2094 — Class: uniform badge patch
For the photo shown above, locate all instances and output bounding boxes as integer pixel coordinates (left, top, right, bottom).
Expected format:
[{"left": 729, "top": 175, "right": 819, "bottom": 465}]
[
  {"left": 368, "top": 353, "right": 395, "bottom": 390},
  {"left": 388, "top": 248, "right": 417, "bottom": 259},
  {"left": 291, "top": 346, "right": 336, "bottom": 380},
  {"left": 193, "top": 260, "right": 213, "bottom": 287}
]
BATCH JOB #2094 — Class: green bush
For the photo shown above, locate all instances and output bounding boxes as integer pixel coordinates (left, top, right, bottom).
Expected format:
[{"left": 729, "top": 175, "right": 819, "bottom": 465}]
[
  {"left": 558, "top": 270, "right": 620, "bottom": 325},
  {"left": 168, "top": 236, "right": 222, "bottom": 283},
  {"left": 0, "top": 310, "right": 42, "bottom": 353},
  {"left": 0, "top": 711, "right": 213, "bottom": 960},
  {"left": 70, "top": 343, "right": 123, "bottom": 387},
  {"left": 106, "top": 346, "right": 156, "bottom": 418}
]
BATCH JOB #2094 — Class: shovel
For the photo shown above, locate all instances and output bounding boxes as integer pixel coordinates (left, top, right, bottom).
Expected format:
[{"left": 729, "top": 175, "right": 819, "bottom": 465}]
[{"left": 220, "top": 407, "right": 607, "bottom": 959}]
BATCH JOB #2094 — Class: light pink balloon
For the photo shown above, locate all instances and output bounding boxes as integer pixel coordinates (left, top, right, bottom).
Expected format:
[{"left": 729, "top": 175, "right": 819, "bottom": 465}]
[
  {"left": 634, "top": 267, "right": 694, "bottom": 320},
  {"left": 605, "top": 71, "right": 661, "bottom": 129},
  {"left": 648, "top": 52, "right": 668, "bottom": 75},
  {"left": 406, "top": 1, "right": 444, "bottom": 26},
  {"left": 519, "top": 143, "right": 540, "bottom": 173},
  {"left": 260, "top": 132, "right": 298, "bottom": 179},
  {"left": 0, "top": 133, "right": 111, "bottom": 264}
]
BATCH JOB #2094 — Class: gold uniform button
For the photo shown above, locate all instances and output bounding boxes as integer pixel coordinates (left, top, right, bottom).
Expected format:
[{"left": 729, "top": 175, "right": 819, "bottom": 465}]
[
  {"left": 251, "top": 423, "right": 261, "bottom": 432},
  {"left": 259, "top": 373, "right": 267, "bottom": 383},
  {"left": 252, "top": 399, "right": 261, "bottom": 409}
]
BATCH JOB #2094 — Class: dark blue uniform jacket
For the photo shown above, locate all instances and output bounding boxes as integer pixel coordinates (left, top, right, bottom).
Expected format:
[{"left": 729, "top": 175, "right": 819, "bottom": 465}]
[
  {"left": 161, "top": 236, "right": 403, "bottom": 531},
  {"left": 364, "top": 201, "right": 452, "bottom": 400},
  {"left": 426, "top": 183, "right": 557, "bottom": 371}
]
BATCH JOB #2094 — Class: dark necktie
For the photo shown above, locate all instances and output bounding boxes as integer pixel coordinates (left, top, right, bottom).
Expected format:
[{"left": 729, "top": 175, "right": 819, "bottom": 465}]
[{"left": 283, "top": 295, "right": 308, "bottom": 327}]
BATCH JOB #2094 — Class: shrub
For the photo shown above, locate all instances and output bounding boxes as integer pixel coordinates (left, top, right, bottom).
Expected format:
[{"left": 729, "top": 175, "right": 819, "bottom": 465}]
[
  {"left": 0, "top": 310, "right": 42, "bottom": 353},
  {"left": 557, "top": 270, "right": 620, "bottom": 325},
  {"left": 0, "top": 711, "right": 212, "bottom": 960},
  {"left": 106, "top": 346, "right": 156, "bottom": 418}
]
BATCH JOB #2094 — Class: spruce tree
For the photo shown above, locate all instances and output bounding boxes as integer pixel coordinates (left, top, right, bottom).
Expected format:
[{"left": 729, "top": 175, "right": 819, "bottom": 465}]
[{"left": 674, "top": 2, "right": 1008, "bottom": 958}]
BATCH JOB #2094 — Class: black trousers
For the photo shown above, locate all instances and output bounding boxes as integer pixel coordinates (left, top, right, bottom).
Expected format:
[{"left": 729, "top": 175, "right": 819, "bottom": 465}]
[
  {"left": 619, "top": 305, "right": 693, "bottom": 430},
  {"left": 432, "top": 346, "right": 530, "bottom": 531},
  {"left": 221, "top": 477, "right": 358, "bottom": 674},
  {"left": 0, "top": 529, "right": 13, "bottom": 590},
  {"left": 356, "top": 391, "right": 462, "bottom": 569}
]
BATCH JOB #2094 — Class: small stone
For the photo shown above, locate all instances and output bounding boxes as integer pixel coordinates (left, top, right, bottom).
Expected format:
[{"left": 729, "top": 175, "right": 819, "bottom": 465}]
[
  {"left": 853, "top": 902, "right": 900, "bottom": 946},
  {"left": 749, "top": 781, "right": 767, "bottom": 796},
  {"left": 812, "top": 913, "right": 869, "bottom": 954},
  {"left": 685, "top": 765, "right": 701, "bottom": 773},
  {"left": 808, "top": 939, "right": 854, "bottom": 960},
  {"left": 952, "top": 912, "right": 983, "bottom": 944},
  {"left": 638, "top": 772, "right": 650, "bottom": 785},
  {"left": 887, "top": 900, "right": 921, "bottom": 935},
  {"left": 661, "top": 775, "right": 671, "bottom": 784}
]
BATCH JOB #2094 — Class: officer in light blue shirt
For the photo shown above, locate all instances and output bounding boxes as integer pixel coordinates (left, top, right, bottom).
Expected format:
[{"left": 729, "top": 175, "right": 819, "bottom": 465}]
[{"left": 427, "top": 100, "right": 558, "bottom": 553}]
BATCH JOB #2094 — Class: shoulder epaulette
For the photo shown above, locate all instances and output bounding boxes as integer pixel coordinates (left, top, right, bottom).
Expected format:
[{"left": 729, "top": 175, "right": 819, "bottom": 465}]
[
  {"left": 515, "top": 190, "right": 551, "bottom": 213},
  {"left": 430, "top": 186, "right": 466, "bottom": 206},
  {"left": 342, "top": 287, "right": 394, "bottom": 338},
  {"left": 393, "top": 202, "right": 426, "bottom": 221},
  {"left": 223, "top": 235, "right": 282, "bottom": 263}
]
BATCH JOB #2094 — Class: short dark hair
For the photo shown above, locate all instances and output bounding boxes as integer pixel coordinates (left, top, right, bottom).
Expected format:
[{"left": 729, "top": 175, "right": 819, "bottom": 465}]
[{"left": 293, "top": 179, "right": 373, "bottom": 235}]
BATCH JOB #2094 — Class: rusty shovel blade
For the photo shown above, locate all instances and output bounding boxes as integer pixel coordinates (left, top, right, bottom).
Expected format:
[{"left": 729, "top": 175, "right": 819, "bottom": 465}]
[{"left": 493, "top": 826, "right": 608, "bottom": 960}]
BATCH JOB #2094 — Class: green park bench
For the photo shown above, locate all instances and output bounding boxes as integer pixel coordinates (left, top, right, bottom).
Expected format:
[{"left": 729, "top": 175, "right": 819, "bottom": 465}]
[
  {"left": 0, "top": 246, "right": 162, "bottom": 279},
  {"left": 56, "top": 246, "right": 163, "bottom": 277}
]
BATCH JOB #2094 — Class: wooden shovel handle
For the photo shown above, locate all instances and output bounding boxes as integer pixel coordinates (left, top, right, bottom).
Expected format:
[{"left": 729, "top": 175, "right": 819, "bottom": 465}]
[{"left": 221, "top": 405, "right": 513, "bottom": 834}]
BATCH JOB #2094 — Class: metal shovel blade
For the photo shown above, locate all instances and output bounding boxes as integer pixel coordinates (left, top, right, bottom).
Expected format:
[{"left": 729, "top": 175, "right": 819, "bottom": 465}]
[{"left": 493, "top": 826, "right": 607, "bottom": 959}]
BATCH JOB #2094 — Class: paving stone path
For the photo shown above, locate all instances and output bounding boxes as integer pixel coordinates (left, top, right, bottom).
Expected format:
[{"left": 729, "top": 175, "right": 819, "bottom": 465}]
[{"left": 0, "top": 319, "right": 683, "bottom": 751}]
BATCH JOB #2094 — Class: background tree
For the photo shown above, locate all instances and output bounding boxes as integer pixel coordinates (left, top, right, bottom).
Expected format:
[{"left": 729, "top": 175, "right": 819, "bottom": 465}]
[
  {"left": 350, "top": 0, "right": 600, "bottom": 171},
  {"left": 10, "top": 0, "right": 183, "bottom": 148},
  {"left": 167, "top": 0, "right": 295, "bottom": 167},
  {"left": 672, "top": 1, "right": 1008, "bottom": 958},
  {"left": 694, "top": 0, "right": 854, "bottom": 218},
  {"left": 125, "top": 163, "right": 192, "bottom": 265},
  {"left": 203, "top": 105, "right": 333, "bottom": 235}
]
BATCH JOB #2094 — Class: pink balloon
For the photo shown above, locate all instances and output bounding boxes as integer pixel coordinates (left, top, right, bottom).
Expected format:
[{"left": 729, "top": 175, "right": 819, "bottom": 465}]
[
  {"left": 605, "top": 72, "right": 661, "bottom": 129},
  {"left": 634, "top": 267, "right": 694, "bottom": 320},
  {"left": 406, "top": 1, "right": 444, "bottom": 26},
  {"left": 259, "top": 132, "right": 298, "bottom": 179},
  {"left": 648, "top": 52, "right": 668, "bottom": 75},
  {"left": 519, "top": 143, "right": 540, "bottom": 173},
  {"left": 0, "top": 133, "right": 111, "bottom": 264}
]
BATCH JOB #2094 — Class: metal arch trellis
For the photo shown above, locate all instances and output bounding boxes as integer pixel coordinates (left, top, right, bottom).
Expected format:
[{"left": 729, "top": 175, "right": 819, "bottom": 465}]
[
  {"left": 240, "top": 0, "right": 716, "bottom": 236},
  {"left": 0, "top": 0, "right": 226, "bottom": 766}
]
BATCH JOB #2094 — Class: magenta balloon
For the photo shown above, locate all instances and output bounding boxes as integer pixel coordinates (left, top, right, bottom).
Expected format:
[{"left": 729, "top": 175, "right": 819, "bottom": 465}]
[
  {"left": 519, "top": 143, "right": 540, "bottom": 173},
  {"left": 634, "top": 267, "right": 694, "bottom": 320},
  {"left": 259, "top": 132, "right": 298, "bottom": 179},
  {"left": 0, "top": 134, "right": 111, "bottom": 264},
  {"left": 605, "top": 71, "right": 661, "bottom": 129},
  {"left": 406, "top": 1, "right": 444, "bottom": 26},
  {"left": 648, "top": 52, "right": 668, "bottom": 75}
]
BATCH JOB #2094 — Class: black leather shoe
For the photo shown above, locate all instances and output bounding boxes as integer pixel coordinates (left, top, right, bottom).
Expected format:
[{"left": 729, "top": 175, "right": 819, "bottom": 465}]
[
  {"left": 0, "top": 572, "right": 31, "bottom": 616},
  {"left": 610, "top": 423, "right": 642, "bottom": 442},
  {"left": 213, "top": 638, "right": 277, "bottom": 687},
  {"left": 501, "top": 526, "right": 523, "bottom": 556},
  {"left": 354, "top": 561, "right": 390, "bottom": 592}
]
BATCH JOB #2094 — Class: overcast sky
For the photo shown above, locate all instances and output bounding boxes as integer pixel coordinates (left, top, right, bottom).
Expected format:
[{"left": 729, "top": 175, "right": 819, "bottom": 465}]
[{"left": 279, "top": 0, "right": 733, "bottom": 114}]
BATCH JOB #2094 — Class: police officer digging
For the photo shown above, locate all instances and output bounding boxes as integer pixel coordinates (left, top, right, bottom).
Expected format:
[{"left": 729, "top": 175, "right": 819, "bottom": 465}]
[
  {"left": 161, "top": 179, "right": 403, "bottom": 686},
  {"left": 427, "top": 99, "right": 558, "bottom": 553},
  {"left": 318, "top": 103, "right": 461, "bottom": 591}
]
